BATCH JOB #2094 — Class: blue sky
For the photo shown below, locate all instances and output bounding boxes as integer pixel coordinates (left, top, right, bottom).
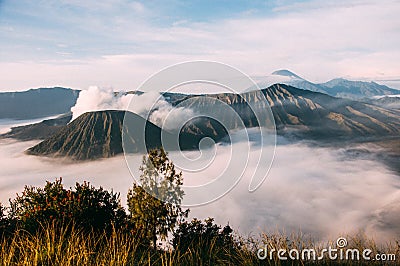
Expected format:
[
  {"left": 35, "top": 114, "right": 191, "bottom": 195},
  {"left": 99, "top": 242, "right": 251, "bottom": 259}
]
[
  {"left": 0, "top": 0, "right": 399, "bottom": 91},
  {"left": 0, "top": 0, "right": 281, "bottom": 60}
]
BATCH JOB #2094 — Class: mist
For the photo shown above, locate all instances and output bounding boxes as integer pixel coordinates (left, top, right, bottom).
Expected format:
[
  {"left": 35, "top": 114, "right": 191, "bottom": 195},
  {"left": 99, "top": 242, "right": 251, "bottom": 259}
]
[
  {"left": 185, "top": 138, "right": 400, "bottom": 243},
  {"left": 0, "top": 139, "right": 135, "bottom": 203},
  {"left": 0, "top": 115, "right": 62, "bottom": 135},
  {"left": 1, "top": 133, "right": 399, "bottom": 243}
]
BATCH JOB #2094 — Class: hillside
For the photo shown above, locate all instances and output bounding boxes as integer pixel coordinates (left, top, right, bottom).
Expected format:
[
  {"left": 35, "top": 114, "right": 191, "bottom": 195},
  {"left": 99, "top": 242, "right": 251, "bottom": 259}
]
[
  {"left": 0, "top": 87, "right": 80, "bottom": 119},
  {"left": 367, "top": 96, "right": 400, "bottom": 110},
  {"left": 322, "top": 78, "right": 399, "bottom": 99},
  {"left": 26, "top": 110, "right": 228, "bottom": 160},
  {"left": 27, "top": 111, "right": 164, "bottom": 160},
  {"left": 167, "top": 84, "right": 400, "bottom": 140},
  {"left": 1, "top": 114, "right": 72, "bottom": 140}
]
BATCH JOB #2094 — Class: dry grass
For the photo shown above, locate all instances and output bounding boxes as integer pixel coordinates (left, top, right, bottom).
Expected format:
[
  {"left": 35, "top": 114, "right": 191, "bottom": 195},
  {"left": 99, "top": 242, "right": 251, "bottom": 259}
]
[
  {"left": 1, "top": 223, "right": 399, "bottom": 265},
  {"left": 0, "top": 222, "right": 147, "bottom": 266}
]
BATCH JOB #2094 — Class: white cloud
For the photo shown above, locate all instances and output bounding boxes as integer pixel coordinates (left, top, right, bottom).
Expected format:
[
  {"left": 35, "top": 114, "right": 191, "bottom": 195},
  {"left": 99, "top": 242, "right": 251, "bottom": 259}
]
[
  {"left": 185, "top": 139, "right": 400, "bottom": 243},
  {"left": 0, "top": 136, "right": 399, "bottom": 243}
]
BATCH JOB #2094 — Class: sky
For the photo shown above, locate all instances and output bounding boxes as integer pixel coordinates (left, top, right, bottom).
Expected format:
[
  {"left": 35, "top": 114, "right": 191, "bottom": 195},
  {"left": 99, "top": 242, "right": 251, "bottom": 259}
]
[{"left": 0, "top": 0, "right": 399, "bottom": 91}]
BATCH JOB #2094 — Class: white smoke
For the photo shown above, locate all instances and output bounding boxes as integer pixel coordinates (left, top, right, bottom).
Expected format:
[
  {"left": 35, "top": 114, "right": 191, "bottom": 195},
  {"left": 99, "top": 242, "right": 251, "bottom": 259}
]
[
  {"left": 70, "top": 86, "right": 195, "bottom": 131},
  {"left": 148, "top": 100, "right": 196, "bottom": 131},
  {"left": 71, "top": 86, "right": 133, "bottom": 120}
]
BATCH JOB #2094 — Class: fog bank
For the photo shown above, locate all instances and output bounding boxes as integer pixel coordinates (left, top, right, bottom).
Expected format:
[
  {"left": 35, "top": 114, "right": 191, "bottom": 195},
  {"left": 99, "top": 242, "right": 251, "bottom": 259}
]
[{"left": 0, "top": 137, "right": 399, "bottom": 243}]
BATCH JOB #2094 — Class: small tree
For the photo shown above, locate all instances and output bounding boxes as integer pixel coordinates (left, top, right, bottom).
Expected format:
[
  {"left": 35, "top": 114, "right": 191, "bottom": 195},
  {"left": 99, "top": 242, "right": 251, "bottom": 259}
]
[{"left": 127, "top": 148, "right": 189, "bottom": 248}]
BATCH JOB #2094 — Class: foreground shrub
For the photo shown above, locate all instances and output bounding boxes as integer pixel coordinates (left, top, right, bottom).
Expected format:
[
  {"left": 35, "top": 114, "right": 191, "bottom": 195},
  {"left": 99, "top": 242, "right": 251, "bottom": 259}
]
[
  {"left": 8, "top": 178, "right": 127, "bottom": 233},
  {"left": 172, "top": 217, "right": 240, "bottom": 264},
  {"left": 0, "top": 181, "right": 399, "bottom": 265},
  {"left": 0, "top": 203, "right": 13, "bottom": 237}
]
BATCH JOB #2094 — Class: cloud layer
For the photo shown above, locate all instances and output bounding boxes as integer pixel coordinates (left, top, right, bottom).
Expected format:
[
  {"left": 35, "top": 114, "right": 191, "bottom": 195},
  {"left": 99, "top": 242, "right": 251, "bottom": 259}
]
[
  {"left": 186, "top": 139, "right": 400, "bottom": 243},
  {"left": 0, "top": 134, "right": 399, "bottom": 243}
]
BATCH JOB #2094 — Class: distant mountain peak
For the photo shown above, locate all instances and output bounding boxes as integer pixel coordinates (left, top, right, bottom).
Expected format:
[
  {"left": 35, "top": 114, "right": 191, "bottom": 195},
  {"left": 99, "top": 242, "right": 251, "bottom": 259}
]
[
  {"left": 330, "top": 78, "right": 346, "bottom": 81},
  {"left": 324, "top": 78, "right": 383, "bottom": 87},
  {"left": 271, "top": 69, "right": 303, "bottom": 80}
]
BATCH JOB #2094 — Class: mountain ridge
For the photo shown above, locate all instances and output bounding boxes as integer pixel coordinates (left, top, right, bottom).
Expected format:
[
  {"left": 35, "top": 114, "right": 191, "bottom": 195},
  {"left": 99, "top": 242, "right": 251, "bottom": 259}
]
[
  {"left": 271, "top": 70, "right": 303, "bottom": 79},
  {"left": 263, "top": 70, "right": 399, "bottom": 99},
  {"left": 20, "top": 84, "right": 400, "bottom": 160},
  {"left": 166, "top": 84, "right": 400, "bottom": 139},
  {"left": 0, "top": 87, "right": 80, "bottom": 120}
]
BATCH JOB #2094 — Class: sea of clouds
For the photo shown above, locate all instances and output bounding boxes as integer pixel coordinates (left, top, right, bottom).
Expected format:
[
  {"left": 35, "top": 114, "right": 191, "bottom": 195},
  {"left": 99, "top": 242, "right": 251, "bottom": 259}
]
[{"left": 0, "top": 136, "right": 399, "bottom": 243}]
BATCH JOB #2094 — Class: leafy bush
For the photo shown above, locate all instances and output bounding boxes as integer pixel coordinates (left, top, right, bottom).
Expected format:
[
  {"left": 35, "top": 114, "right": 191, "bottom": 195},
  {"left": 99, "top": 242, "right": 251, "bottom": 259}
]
[
  {"left": 0, "top": 177, "right": 399, "bottom": 265},
  {"left": 172, "top": 217, "right": 239, "bottom": 264},
  {"left": 8, "top": 178, "right": 127, "bottom": 233},
  {"left": 0, "top": 203, "right": 5, "bottom": 226}
]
